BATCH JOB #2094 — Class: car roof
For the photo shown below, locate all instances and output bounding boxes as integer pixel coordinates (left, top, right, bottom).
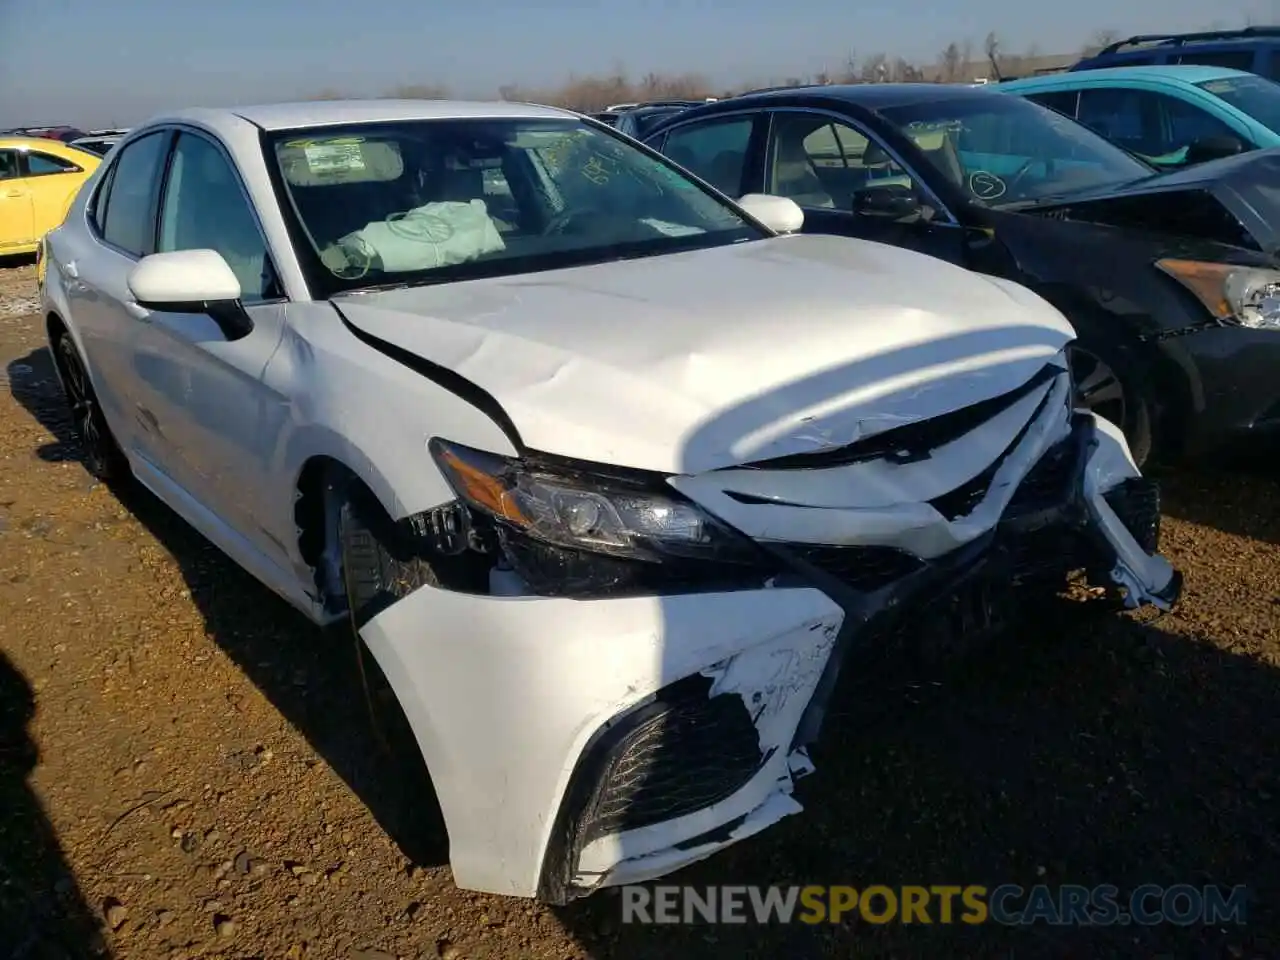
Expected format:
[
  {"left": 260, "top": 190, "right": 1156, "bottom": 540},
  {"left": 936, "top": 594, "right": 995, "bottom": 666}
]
[
  {"left": 138, "top": 99, "right": 578, "bottom": 135},
  {"left": 743, "top": 82, "right": 1001, "bottom": 108},
  {"left": 0, "top": 135, "right": 89, "bottom": 152},
  {"left": 1003, "top": 64, "right": 1254, "bottom": 90},
  {"left": 641, "top": 83, "right": 1022, "bottom": 137}
]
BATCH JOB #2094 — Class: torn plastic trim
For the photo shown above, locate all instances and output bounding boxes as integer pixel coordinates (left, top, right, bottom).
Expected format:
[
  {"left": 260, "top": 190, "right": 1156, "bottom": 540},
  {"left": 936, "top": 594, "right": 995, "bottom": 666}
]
[
  {"left": 580, "top": 790, "right": 805, "bottom": 890},
  {"left": 739, "top": 360, "right": 1062, "bottom": 470},
  {"left": 668, "top": 370, "right": 1075, "bottom": 559},
  {"left": 537, "top": 602, "right": 842, "bottom": 903},
  {"left": 1081, "top": 414, "right": 1180, "bottom": 610},
  {"left": 751, "top": 414, "right": 1173, "bottom": 754}
]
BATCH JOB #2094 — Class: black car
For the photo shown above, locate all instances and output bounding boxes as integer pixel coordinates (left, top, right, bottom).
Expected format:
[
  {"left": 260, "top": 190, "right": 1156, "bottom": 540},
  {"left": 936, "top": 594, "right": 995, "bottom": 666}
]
[
  {"left": 611, "top": 101, "right": 708, "bottom": 139},
  {"left": 643, "top": 84, "right": 1280, "bottom": 466}
]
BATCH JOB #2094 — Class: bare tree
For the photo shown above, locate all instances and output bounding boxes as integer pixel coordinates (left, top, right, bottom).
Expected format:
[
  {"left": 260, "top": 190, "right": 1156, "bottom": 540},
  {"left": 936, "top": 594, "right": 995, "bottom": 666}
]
[
  {"left": 497, "top": 84, "right": 523, "bottom": 102},
  {"left": 306, "top": 88, "right": 350, "bottom": 101},
  {"left": 385, "top": 83, "right": 451, "bottom": 99},
  {"left": 861, "top": 52, "right": 889, "bottom": 82},
  {"left": 839, "top": 52, "right": 858, "bottom": 83},
  {"left": 940, "top": 41, "right": 962, "bottom": 82},
  {"left": 984, "top": 31, "right": 1003, "bottom": 80},
  {"left": 892, "top": 58, "right": 924, "bottom": 82},
  {"left": 1081, "top": 29, "right": 1122, "bottom": 56}
]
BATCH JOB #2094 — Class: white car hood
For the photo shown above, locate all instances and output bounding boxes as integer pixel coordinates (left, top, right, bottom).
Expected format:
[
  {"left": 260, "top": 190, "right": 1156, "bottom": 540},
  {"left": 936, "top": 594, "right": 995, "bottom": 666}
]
[{"left": 335, "top": 234, "right": 1076, "bottom": 474}]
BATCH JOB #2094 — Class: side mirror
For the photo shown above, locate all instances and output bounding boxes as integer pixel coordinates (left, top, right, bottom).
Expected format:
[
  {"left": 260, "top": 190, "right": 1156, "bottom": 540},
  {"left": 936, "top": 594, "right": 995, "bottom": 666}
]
[
  {"left": 737, "top": 193, "right": 805, "bottom": 234},
  {"left": 127, "top": 250, "right": 254, "bottom": 341},
  {"left": 1184, "top": 135, "right": 1247, "bottom": 165},
  {"left": 853, "top": 184, "right": 922, "bottom": 220}
]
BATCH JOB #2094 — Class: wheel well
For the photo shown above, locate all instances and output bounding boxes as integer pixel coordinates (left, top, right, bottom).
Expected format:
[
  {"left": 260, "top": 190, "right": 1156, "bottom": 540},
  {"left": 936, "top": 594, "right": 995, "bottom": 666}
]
[
  {"left": 46, "top": 311, "right": 67, "bottom": 343},
  {"left": 1032, "top": 286, "right": 1193, "bottom": 461},
  {"left": 294, "top": 455, "right": 359, "bottom": 611}
]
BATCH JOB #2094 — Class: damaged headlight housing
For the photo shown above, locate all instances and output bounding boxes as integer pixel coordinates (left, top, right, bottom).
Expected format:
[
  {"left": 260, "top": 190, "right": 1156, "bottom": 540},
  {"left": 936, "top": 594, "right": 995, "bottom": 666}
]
[
  {"left": 1156, "top": 259, "right": 1280, "bottom": 331},
  {"left": 430, "top": 439, "right": 771, "bottom": 595}
]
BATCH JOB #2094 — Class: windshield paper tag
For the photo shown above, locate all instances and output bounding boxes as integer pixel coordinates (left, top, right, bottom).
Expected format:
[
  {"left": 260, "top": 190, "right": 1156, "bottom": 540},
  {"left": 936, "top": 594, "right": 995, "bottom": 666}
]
[{"left": 304, "top": 142, "right": 366, "bottom": 174}]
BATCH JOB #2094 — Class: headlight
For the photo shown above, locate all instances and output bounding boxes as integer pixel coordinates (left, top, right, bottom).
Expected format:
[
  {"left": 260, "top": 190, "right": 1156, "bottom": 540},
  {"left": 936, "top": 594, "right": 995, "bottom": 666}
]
[
  {"left": 430, "top": 439, "right": 770, "bottom": 595},
  {"left": 1155, "top": 259, "right": 1280, "bottom": 331}
]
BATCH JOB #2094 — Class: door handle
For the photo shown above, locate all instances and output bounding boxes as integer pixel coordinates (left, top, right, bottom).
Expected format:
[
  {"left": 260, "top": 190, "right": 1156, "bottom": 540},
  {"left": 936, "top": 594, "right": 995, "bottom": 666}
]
[
  {"left": 4, "top": 189, "right": 22, "bottom": 198},
  {"left": 63, "top": 260, "right": 78, "bottom": 279},
  {"left": 125, "top": 301, "right": 151, "bottom": 321}
]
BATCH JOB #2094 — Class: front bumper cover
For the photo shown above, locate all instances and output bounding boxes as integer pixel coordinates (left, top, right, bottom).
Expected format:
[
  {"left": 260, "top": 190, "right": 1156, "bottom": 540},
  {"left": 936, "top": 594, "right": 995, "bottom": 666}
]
[{"left": 358, "top": 410, "right": 1181, "bottom": 903}]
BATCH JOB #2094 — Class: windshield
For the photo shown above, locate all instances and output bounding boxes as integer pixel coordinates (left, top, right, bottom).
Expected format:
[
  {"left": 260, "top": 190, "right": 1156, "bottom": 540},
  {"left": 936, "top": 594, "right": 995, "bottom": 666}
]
[
  {"left": 268, "top": 117, "right": 762, "bottom": 294},
  {"left": 877, "top": 95, "right": 1153, "bottom": 205},
  {"left": 1198, "top": 75, "right": 1280, "bottom": 132}
]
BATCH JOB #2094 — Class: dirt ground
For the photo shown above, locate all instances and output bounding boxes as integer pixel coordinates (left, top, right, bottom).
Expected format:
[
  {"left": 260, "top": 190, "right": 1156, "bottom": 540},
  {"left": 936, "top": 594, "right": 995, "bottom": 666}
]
[{"left": 1, "top": 258, "right": 1277, "bottom": 960}]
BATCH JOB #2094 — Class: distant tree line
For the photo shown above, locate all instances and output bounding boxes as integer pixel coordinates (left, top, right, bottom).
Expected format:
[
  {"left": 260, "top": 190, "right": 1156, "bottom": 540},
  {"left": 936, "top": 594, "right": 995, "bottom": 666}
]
[{"left": 304, "top": 23, "right": 1255, "bottom": 112}]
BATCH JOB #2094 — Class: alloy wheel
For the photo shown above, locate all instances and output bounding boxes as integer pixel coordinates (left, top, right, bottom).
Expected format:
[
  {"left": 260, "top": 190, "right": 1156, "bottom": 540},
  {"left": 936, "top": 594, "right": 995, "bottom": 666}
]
[
  {"left": 1066, "top": 343, "right": 1127, "bottom": 429},
  {"left": 56, "top": 335, "right": 117, "bottom": 479}
]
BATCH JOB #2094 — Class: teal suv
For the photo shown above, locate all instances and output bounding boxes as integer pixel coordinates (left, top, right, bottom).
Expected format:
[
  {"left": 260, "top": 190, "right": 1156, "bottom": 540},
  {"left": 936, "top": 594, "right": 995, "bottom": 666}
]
[{"left": 1000, "top": 65, "right": 1280, "bottom": 168}]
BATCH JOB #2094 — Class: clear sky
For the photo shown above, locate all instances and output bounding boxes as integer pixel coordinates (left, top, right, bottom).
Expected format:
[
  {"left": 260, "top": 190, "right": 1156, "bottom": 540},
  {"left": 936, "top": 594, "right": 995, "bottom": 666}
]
[{"left": 1, "top": 0, "right": 1275, "bottom": 128}]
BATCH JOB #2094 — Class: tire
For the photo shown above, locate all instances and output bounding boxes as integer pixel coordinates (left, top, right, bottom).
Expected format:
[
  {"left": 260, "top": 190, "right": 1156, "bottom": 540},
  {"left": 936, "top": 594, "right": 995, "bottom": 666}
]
[
  {"left": 335, "top": 483, "right": 448, "bottom": 866},
  {"left": 1065, "top": 330, "right": 1155, "bottom": 469},
  {"left": 52, "top": 329, "right": 128, "bottom": 482}
]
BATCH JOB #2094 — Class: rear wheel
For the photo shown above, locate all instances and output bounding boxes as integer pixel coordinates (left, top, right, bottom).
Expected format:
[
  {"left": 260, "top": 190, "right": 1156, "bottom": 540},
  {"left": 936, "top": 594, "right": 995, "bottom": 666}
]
[{"left": 53, "top": 330, "right": 128, "bottom": 481}]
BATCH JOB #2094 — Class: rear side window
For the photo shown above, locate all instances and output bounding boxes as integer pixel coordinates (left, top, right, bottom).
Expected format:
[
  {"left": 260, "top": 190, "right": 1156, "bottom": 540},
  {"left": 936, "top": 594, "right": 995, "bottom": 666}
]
[
  {"left": 1176, "top": 50, "right": 1256, "bottom": 72},
  {"left": 660, "top": 117, "right": 754, "bottom": 195},
  {"left": 26, "top": 152, "right": 81, "bottom": 176},
  {"left": 1026, "top": 90, "right": 1079, "bottom": 117},
  {"left": 98, "top": 131, "right": 168, "bottom": 256}
]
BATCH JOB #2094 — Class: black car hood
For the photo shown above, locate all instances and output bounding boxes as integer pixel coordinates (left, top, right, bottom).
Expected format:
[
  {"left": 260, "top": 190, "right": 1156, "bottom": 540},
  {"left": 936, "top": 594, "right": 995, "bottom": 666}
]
[{"left": 1010, "top": 149, "right": 1280, "bottom": 257}]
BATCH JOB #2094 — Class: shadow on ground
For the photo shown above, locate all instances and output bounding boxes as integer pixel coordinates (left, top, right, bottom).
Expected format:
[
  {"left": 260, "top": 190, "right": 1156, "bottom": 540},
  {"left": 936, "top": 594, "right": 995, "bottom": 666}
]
[
  {"left": 8, "top": 345, "right": 1280, "bottom": 959},
  {"left": 1151, "top": 460, "right": 1280, "bottom": 547},
  {"left": 6, "top": 346, "right": 450, "bottom": 875},
  {"left": 552, "top": 605, "right": 1280, "bottom": 958},
  {"left": 0, "top": 649, "right": 109, "bottom": 958}
]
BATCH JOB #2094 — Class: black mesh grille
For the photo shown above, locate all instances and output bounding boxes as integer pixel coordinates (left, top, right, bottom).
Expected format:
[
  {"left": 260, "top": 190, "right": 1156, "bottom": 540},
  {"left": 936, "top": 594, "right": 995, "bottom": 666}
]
[
  {"left": 1000, "top": 527, "right": 1091, "bottom": 582},
  {"left": 1006, "top": 437, "right": 1077, "bottom": 515},
  {"left": 578, "top": 676, "right": 763, "bottom": 844},
  {"left": 1103, "top": 477, "right": 1162, "bottom": 554},
  {"left": 790, "top": 544, "right": 925, "bottom": 590}
]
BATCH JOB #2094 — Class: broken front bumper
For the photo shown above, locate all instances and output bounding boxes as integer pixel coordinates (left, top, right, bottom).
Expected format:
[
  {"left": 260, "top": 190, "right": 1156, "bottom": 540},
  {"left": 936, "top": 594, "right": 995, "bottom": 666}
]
[{"left": 358, "top": 410, "right": 1180, "bottom": 903}]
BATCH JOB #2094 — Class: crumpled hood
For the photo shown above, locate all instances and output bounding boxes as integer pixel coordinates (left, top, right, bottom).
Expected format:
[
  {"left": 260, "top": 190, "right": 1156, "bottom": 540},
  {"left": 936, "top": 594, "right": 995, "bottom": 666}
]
[
  {"left": 335, "top": 234, "right": 1075, "bottom": 473},
  {"left": 1020, "top": 148, "right": 1280, "bottom": 257}
]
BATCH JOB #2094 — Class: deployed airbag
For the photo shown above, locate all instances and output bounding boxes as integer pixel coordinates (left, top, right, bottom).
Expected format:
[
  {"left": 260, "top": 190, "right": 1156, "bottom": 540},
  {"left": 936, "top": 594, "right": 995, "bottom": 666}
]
[{"left": 324, "top": 200, "right": 506, "bottom": 275}]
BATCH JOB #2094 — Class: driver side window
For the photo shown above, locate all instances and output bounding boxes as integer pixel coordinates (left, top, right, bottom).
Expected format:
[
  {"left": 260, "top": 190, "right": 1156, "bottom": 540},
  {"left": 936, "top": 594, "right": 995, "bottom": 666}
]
[
  {"left": 157, "top": 133, "right": 280, "bottom": 303},
  {"left": 766, "top": 113, "right": 922, "bottom": 214}
]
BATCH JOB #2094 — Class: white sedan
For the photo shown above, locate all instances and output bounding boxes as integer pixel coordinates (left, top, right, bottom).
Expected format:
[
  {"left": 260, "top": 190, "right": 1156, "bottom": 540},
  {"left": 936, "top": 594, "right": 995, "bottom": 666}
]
[{"left": 39, "top": 99, "right": 1180, "bottom": 902}]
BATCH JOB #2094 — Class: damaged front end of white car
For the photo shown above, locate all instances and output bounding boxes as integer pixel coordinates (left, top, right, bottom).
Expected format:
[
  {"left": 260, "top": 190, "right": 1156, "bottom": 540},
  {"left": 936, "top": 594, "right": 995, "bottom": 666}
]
[{"left": 352, "top": 339, "right": 1180, "bottom": 905}]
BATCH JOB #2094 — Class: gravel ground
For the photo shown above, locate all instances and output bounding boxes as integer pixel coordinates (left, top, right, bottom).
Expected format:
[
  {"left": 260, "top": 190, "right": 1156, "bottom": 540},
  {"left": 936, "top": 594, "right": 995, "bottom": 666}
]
[{"left": 1, "top": 258, "right": 1278, "bottom": 959}]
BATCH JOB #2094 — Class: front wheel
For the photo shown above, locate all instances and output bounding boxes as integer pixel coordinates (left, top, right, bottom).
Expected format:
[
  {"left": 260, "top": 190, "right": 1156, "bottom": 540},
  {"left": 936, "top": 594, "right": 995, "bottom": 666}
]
[
  {"left": 1066, "top": 338, "right": 1154, "bottom": 468},
  {"left": 334, "top": 483, "right": 447, "bottom": 866}
]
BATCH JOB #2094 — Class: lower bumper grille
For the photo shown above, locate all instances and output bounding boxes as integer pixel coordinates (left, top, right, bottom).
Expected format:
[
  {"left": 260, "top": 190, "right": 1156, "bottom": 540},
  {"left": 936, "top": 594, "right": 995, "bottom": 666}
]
[
  {"left": 576, "top": 675, "right": 763, "bottom": 846},
  {"left": 791, "top": 544, "right": 924, "bottom": 591}
]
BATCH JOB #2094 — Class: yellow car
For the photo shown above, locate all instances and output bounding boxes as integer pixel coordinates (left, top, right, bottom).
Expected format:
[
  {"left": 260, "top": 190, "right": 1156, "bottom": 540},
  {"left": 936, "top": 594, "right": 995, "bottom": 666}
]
[{"left": 1, "top": 136, "right": 101, "bottom": 256}]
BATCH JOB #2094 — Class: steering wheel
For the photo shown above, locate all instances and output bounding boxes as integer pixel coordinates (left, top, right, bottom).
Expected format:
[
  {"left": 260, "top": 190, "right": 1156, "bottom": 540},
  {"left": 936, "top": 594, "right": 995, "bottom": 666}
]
[{"left": 1005, "top": 157, "right": 1056, "bottom": 197}]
